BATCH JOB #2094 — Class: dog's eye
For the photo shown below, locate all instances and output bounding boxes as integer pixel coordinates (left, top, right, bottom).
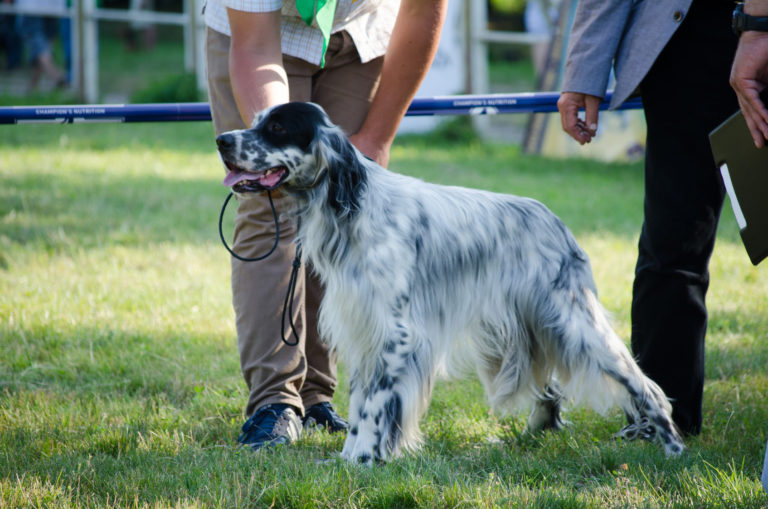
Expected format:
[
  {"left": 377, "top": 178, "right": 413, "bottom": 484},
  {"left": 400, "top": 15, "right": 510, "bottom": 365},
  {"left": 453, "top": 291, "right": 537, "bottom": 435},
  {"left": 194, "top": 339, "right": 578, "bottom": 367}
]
[{"left": 268, "top": 121, "right": 285, "bottom": 134}]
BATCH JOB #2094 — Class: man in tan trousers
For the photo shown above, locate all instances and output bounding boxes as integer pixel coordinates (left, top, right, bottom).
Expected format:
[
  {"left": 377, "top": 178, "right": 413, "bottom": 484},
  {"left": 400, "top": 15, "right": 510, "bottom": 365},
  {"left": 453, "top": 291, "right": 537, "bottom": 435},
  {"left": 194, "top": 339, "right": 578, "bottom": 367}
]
[{"left": 204, "top": 0, "right": 448, "bottom": 450}]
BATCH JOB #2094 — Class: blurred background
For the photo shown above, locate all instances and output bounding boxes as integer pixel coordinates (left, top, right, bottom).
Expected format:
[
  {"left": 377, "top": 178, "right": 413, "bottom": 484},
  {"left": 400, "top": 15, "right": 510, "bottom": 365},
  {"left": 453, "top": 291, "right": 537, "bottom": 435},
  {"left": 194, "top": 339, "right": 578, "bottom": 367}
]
[{"left": 0, "top": 0, "right": 645, "bottom": 160}]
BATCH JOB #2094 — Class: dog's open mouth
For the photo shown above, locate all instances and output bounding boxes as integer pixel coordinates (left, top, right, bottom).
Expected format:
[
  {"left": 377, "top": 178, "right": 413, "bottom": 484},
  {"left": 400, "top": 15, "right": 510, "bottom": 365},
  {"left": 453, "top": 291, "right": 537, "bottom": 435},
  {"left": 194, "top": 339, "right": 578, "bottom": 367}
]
[{"left": 222, "top": 161, "right": 288, "bottom": 192}]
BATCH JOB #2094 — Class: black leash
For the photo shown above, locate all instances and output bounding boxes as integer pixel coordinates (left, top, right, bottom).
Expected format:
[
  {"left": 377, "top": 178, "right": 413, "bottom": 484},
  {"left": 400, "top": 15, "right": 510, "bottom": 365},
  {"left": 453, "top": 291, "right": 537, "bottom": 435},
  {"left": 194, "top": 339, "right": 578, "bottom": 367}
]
[
  {"left": 218, "top": 190, "right": 279, "bottom": 262},
  {"left": 218, "top": 190, "right": 301, "bottom": 346}
]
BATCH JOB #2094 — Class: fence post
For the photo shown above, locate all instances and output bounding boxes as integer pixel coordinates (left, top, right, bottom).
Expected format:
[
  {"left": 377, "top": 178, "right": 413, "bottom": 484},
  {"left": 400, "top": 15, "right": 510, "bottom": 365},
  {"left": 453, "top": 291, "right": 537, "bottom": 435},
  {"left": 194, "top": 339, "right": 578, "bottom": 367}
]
[
  {"left": 188, "top": 0, "right": 207, "bottom": 95},
  {"left": 72, "top": 0, "right": 83, "bottom": 101},
  {"left": 468, "top": 0, "right": 489, "bottom": 133},
  {"left": 183, "top": 0, "right": 193, "bottom": 71},
  {"left": 82, "top": 0, "right": 99, "bottom": 103},
  {"left": 195, "top": 0, "right": 207, "bottom": 95}
]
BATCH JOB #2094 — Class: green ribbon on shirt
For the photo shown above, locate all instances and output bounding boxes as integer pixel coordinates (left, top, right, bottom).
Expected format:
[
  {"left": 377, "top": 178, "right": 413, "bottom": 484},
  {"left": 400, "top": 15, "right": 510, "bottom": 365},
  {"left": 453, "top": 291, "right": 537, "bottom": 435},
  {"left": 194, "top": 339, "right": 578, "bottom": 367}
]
[{"left": 295, "top": 0, "right": 338, "bottom": 68}]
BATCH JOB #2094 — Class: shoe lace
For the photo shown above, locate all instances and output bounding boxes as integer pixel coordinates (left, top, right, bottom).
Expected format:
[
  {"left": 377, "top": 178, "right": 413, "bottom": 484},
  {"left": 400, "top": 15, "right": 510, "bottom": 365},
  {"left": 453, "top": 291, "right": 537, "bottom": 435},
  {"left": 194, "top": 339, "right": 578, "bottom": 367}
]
[
  {"left": 312, "top": 402, "right": 342, "bottom": 422},
  {"left": 313, "top": 401, "right": 334, "bottom": 415},
  {"left": 238, "top": 405, "right": 285, "bottom": 443}
]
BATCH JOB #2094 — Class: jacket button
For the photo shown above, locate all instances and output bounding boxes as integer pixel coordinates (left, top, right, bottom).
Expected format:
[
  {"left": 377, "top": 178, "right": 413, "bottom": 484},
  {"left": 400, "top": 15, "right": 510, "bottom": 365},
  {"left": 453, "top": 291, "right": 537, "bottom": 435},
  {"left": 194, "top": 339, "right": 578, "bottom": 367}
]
[{"left": 673, "top": 10, "right": 684, "bottom": 22}]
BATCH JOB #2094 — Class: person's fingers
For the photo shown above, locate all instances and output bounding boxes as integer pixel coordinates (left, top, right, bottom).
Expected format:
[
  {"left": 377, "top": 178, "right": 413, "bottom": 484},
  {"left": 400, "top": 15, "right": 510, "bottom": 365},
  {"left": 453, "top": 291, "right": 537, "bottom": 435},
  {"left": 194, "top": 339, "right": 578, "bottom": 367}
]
[
  {"left": 738, "top": 94, "right": 768, "bottom": 148},
  {"left": 583, "top": 95, "right": 601, "bottom": 137},
  {"left": 558, "top": 92, "right": 591, "bottom": 144},
  {"left": 745, "top": 87, "right": 768, "bottom": 144},
  {"left": 729, "top": 32, "right": 768, "bottom": 147}
]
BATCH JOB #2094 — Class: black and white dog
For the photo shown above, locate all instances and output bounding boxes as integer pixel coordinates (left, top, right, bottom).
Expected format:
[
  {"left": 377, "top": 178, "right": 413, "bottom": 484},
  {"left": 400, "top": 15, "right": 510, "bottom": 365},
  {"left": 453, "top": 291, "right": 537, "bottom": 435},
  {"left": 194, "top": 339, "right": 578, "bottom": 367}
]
[{"left": 217, "top": 102, "right": 684, "bottom": 464}]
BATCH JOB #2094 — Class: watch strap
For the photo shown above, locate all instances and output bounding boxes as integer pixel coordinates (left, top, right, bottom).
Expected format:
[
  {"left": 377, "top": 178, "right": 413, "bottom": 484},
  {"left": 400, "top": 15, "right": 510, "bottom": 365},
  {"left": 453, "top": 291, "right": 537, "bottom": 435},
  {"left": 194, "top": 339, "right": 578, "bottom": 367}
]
[{"left": 733, "top": 3, "right": 768, "bottom": 35}]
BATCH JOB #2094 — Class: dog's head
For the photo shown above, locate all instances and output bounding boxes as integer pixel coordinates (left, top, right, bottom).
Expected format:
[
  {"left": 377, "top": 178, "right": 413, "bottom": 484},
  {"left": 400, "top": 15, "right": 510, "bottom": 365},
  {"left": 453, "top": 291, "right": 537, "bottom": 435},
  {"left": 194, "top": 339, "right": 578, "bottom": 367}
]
[
  {"left": 216, "top": 102, "right": 369, "bottom": 216},
  {"left": 217, "top": 102, "right": 334, "bottom": 193}
]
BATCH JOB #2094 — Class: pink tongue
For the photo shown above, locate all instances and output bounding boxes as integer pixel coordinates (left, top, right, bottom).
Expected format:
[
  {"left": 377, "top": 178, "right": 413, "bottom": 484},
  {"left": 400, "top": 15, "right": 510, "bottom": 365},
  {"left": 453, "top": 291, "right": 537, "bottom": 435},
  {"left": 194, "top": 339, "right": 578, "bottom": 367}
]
[
  {"left": 259, "top": 171, "right": 284, "bottom": 188},
  {"left": 223, "top": 170, "right": 255, "bottom": 187},
  {"left": 222, "top": 169, "right": 285, "bottom": 188}
]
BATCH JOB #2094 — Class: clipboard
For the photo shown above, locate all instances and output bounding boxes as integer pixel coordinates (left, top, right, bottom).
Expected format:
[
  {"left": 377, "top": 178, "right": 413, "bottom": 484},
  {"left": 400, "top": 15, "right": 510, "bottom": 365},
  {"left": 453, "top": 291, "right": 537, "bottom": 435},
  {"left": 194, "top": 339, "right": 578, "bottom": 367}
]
[{"left": 709, "top": 105, "right": 768, "bottom": 266}]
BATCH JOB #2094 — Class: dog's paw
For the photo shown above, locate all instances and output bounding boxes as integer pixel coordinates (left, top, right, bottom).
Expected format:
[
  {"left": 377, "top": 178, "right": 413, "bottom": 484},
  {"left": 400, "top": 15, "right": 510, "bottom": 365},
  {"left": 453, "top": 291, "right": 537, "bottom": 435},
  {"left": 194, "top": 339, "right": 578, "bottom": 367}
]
[
  {"left": 527, "top": 404, "right": 569, "bottom": 433},
  {"left": 340, "top": 432, "right": 389, "bottom": 465},
  {"left": 660, "top": 431, "right": 686, "bottom": 457},
  {"left": 340, "top": 446, "right": 384, "bottom": 466},
  {"left": 344, "top": 451, "right": 384, "bottom": 466}
]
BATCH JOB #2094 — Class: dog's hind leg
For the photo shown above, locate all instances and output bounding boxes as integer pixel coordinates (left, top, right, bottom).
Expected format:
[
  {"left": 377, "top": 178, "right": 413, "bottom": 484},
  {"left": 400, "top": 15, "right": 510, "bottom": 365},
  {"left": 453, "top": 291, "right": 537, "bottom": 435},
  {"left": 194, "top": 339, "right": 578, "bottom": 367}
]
[
  {"left": 549, "top": 289, "right": 685, "bottom": 456},
  {"left": 340, "top": 330, "right": 434, "bottom": 465},
  {"left": 600, "top": 355, "right": 685, "bottom": 456},
  {"left": 527, "top": 384, "right": 567, "bottom": 432}
]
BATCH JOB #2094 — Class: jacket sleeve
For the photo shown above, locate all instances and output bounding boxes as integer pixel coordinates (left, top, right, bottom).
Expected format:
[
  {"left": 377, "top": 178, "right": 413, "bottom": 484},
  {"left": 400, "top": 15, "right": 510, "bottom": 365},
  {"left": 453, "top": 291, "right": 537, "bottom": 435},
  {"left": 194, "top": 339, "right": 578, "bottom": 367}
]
[{"left": 561, "top": 0, "right": 635, "bottom": 98}]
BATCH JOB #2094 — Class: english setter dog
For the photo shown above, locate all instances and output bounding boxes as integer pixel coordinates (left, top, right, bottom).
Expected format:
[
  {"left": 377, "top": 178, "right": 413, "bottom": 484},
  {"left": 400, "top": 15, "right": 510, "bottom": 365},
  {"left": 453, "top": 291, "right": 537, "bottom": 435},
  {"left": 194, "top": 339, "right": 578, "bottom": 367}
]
[{"left": 216, "top": 102, "right": 685, "bottom": 464}]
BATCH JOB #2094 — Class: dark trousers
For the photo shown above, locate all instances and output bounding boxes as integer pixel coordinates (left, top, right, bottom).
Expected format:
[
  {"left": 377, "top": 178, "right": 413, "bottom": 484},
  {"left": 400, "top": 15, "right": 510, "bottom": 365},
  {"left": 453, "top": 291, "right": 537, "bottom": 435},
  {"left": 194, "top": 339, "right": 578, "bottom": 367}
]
[{"left": 634, "top": 0, "right": 738, "bottom": 435}]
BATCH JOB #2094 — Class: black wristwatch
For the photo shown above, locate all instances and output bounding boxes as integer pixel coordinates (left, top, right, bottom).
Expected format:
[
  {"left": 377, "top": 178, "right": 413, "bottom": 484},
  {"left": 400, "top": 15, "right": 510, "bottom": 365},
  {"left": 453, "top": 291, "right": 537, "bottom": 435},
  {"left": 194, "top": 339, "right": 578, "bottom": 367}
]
[{"left": 732, "top": 3, "right": 768, "bottom": 35}]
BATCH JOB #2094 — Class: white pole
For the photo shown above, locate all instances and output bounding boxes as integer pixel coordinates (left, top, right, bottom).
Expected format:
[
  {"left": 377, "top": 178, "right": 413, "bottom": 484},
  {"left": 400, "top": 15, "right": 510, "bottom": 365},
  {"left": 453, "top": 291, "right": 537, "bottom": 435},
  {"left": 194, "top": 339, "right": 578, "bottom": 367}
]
[
  {"left": 468, "top": 0, "right": 489, "bottom": 133},
  {"left": 82, "top": 0, "right": 99, "bottom": 103}
]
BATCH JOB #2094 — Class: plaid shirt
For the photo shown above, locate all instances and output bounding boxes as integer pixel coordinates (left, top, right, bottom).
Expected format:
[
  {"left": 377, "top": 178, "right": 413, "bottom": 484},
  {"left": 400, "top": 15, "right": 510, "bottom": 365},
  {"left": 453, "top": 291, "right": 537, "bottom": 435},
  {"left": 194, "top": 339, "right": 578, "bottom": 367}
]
[{"left": 204, "top": 0, "right": 400, "bottom": 66}]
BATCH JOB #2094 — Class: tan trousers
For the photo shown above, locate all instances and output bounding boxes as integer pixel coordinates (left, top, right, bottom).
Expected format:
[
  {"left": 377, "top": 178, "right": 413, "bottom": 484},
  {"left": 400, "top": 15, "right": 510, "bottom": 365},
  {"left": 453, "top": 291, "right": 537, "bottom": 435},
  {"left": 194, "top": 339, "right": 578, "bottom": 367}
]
[{"left": 206, "top": 27, "right": 383, "bottom": 417}]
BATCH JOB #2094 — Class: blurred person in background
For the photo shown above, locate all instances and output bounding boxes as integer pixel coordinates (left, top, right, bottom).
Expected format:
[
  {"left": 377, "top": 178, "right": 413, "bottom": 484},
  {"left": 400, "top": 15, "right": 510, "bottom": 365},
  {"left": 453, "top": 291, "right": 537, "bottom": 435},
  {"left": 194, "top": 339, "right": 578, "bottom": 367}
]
[
  {"left": 1, "top": 0, "right": 23, "bottom": 71},
  {"left": 15, "top": 0, "right": 67, "bottom": 90}
]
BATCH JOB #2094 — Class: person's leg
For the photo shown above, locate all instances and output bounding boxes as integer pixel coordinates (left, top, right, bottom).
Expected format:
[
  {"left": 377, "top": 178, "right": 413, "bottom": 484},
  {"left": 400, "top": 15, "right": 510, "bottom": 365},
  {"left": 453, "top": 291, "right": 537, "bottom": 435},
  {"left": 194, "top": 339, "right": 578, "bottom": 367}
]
[
  {"left": 20, "top": 17, "right": 64, "bottom": 89},
  {"left": 289, "top": 31, "right": 384, "bottom": 409},
  {"left": 207, "top": 27, "right": 384, "bottom": 425},
  {"left": 634, "top": 0, "right": 738, "bottom": 435},
  {"left": 207, "top": 27, "right": 309, "bottom": 418}
]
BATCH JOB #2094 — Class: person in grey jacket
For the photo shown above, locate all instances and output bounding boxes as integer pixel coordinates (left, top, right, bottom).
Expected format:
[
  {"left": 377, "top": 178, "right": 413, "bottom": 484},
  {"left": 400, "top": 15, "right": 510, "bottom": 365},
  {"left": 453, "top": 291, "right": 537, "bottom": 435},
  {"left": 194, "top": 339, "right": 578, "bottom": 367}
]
[{"left": 557, "top": 0, "right": 739, "bottom": 438}]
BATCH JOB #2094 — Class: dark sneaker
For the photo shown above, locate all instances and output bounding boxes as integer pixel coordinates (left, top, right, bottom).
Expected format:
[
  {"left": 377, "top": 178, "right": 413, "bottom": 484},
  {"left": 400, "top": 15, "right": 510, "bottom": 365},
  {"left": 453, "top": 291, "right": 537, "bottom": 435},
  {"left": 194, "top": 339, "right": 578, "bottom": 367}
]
[
  {"left": 238, "top": 404, "right": 302, "bottom": 450},
  {"left": 303, "top": 402, "right": 349, "bottom": 433},
  {"left": 614, "top": 416, "right": 656, "bottom": 442}
]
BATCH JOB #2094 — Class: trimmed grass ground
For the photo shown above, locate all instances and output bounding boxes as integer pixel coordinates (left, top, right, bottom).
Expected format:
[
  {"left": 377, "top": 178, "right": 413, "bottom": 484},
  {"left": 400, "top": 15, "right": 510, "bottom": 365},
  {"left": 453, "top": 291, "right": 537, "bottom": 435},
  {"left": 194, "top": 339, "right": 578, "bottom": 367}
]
[{"left": 1, "top": 121, "right": 767, "bottom": 508}]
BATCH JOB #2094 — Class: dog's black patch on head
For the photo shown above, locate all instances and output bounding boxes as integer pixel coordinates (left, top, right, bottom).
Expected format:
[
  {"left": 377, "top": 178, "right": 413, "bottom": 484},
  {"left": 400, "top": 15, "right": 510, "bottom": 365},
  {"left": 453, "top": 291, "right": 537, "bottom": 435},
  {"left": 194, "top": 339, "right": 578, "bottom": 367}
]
[
  {"left": 258, "top": 102, "right": 326, "bottom": 151},
  {"left": 325, "top": 130, "right": 368, "bottom": 217}
]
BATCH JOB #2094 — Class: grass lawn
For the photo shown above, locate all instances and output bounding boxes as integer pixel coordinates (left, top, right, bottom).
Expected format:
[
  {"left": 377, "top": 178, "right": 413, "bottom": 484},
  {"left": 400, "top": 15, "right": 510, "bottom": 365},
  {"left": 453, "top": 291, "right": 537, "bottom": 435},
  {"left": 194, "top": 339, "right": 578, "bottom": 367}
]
[{"left": 1, "top": 120, "right": 767, "bottom": 508}]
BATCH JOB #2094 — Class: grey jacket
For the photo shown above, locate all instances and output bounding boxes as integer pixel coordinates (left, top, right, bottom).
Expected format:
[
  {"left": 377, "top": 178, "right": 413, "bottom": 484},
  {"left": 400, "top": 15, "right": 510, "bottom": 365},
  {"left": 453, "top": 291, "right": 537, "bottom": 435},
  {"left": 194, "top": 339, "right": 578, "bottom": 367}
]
[{"left": 562, "top": 0, "right": 693, "bottom": 109}]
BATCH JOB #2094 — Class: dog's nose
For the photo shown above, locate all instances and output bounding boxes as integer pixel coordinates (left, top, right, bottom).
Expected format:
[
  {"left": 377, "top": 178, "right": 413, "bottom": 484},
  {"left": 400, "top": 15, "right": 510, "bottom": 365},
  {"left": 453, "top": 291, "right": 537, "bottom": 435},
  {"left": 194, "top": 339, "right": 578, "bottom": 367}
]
[{"left": 216, "top": 134, "right": 235, "bottom": 151}]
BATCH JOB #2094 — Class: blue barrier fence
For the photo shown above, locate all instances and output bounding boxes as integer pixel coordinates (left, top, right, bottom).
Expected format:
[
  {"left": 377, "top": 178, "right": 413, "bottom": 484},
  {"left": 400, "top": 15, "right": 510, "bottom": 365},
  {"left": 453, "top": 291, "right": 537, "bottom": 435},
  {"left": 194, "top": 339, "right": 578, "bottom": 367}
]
[{"left": 0, "top": 92, "right": 641, "bottom": 124}]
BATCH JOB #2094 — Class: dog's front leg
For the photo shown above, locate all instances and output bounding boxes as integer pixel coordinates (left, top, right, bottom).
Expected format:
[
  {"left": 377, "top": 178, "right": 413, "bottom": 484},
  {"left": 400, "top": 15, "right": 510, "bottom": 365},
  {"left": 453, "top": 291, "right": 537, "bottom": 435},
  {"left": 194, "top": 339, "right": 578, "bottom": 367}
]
[
  {"left": 342, "top": 374, "right": 401, "bottom": 465},
  {"left": 341, "top": 369, "right": 364, "bottom": 458},
  {"left": 341, "top": 333, "right": 433, "bottom": 465}
]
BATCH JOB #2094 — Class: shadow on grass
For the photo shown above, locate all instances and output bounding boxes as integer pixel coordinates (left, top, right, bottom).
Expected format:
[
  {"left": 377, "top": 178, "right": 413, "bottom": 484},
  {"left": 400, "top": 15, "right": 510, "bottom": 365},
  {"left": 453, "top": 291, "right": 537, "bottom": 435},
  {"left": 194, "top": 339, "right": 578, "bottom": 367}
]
[{"left": 2, "top": 318, "right": 767, "bottom": 457}]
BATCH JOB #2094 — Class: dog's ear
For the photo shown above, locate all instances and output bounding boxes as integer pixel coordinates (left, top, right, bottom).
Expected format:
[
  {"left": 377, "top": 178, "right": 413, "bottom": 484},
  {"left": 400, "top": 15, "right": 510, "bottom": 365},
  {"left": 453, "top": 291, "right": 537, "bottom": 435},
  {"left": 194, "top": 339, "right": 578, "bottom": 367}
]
[{"left": 313, "top": 118, "right": 369, "bottom": 218}]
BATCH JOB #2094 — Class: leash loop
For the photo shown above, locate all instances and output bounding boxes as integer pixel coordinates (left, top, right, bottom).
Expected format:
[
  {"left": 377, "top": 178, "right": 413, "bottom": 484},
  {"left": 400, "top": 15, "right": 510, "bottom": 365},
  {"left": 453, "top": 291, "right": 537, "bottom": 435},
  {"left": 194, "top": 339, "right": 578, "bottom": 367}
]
[{"left": 218, "top": 191, "right": 280, "bottom": 262}]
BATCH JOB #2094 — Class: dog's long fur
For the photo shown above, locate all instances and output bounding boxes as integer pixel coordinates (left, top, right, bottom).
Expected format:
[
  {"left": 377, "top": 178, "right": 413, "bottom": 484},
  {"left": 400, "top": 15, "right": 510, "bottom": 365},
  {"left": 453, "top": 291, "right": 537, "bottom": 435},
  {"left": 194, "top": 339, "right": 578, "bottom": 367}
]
[{"left": 217, "top": 102, "right": 685, "bottom": 464}]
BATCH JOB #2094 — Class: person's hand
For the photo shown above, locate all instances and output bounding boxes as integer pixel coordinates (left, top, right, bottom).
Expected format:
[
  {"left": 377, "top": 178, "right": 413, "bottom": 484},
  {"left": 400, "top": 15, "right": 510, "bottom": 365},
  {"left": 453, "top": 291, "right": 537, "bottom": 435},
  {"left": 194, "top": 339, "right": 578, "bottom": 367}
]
[
  {"left": 730, "top": 30, "right": 768, "bottom": 148},
  {"left": 557, "top": 92, "right": 602, "bottom": 145},
  {"left": 347, "top": 0, "right": 448, "bottom": 170},
  {"left": 349, "top": 132, "right": 391, "bottom": 168}
]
